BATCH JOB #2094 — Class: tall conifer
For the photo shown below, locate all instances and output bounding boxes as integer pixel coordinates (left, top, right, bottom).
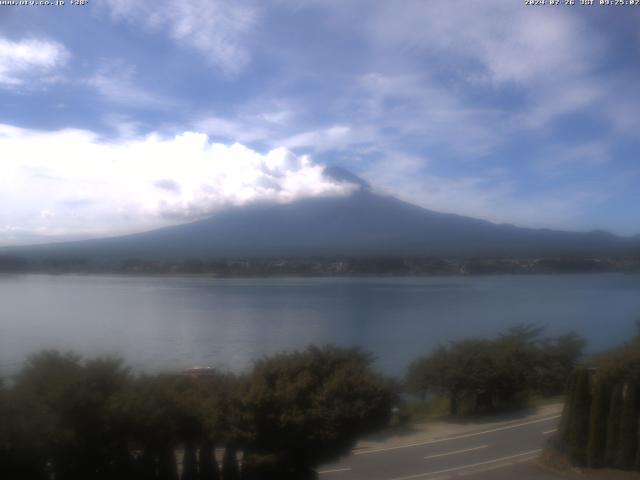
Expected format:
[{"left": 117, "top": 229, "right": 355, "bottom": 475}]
[
  {"left": 605, "top": 384, "right": 624, "bottom": 467},
  {"left": 617, "top": 382, "right": 639, "bottom": 469},
  {"left": 587, "top": 377, "right": 610, "bottom": 468},
  {"left": 568, "top": 369, "right": 591, "bottom": 466}
]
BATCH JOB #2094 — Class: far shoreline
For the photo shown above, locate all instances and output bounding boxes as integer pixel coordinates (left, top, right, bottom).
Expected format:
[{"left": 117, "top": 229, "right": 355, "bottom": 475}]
[{"left": 2, "top": 254, "right": 639, "bottom": 277}]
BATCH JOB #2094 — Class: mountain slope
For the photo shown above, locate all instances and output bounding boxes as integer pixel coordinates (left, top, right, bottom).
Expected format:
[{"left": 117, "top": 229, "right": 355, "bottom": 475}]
[{"left": 7, "top": 189, "right": 636, "bottom": 260}]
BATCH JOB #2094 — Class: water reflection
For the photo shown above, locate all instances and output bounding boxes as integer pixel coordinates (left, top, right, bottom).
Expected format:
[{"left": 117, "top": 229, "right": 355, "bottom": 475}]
[{"left": 0, "top": 273, "right": 638, "bottom": 376}]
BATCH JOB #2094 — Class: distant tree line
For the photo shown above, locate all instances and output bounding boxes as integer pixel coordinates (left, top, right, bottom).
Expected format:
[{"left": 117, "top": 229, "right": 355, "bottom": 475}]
[
  {"left": 555, "top": 324, "right": 640, "bottom": 471},
  {"left": 0, "top": 346, "right": 395, "bottom": 480},
  {"left": 2, "top": 254, "right": 640, "bottom": 276},
  {"left": 406, "top": 326, "right": 585, "bottom": 415}
]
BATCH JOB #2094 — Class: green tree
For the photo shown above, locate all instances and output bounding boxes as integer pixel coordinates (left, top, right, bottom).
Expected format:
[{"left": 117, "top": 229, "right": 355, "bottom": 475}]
[
  {"left": 535, "top": 332, "right": 585, "bottom": 396},
  {"left": 10, "top": 351, "right": 83, "bottom": 479},
  {"left": 9, "top": 351, "right": 132, "bottom": 480},
  {"left": 408, "top": 326, "right": 583, "bottom": 416},
  {"left": 407, "top": 344, "right": 462, "bottom": 413},
  {"left": 492, "top": 325, "right": 543, "bottom": 406},
  {"left": 0, "top": 385, "right": 50, "bottom": 480},
  {"left": 239, "top": 346, "right": 395, "bottom": 478},
  {"left": 0, "top": 378, "right": 42, "bottom": 480},
  {"left": 408, "top": 339, "right": 502, "bottom": 414}
]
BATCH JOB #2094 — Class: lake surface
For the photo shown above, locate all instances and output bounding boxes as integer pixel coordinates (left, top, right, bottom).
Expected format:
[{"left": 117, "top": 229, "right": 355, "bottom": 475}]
[{"left": 1, "top": 273, "right": 639, "bottom": 377}]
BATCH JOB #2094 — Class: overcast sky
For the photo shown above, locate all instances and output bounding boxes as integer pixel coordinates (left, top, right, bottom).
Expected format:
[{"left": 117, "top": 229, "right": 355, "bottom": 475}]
[{"left": 1, "top": 1, "right": 639, "bottom": 245}]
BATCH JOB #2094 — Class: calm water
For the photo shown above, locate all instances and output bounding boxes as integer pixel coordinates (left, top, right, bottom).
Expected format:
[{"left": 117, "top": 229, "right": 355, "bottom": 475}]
[{"left": 1, "top": 273, "right": 639, "bottom": 377}]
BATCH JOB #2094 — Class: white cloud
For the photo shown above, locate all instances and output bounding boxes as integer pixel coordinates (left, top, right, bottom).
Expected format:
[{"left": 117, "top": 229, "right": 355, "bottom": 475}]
[
  {"left": 0, "top": 37, "right": 69, "bottom": 86},
  {"left": 520, "top": 82, "right": 601, "bottom": 130},
  {"left": 367, "top": 1, "right": 590, "bottom": 85},
  {"left": 536, "top": 142, "right": 611, "bottom": 177},
  {"left": 279, "top": 125, "right": 354, "bottom": 152},
  {"left": 0, "top": 125, "right": 356, "bottom": 243},
  {"left": 102, "top": 0, "right": 257, "bottom": 74},
  {"left": 291, "top": 0, "right": 598, "bottom": 138},
  {"left": 356, "top": 73, "right": 503, "bottom": 156},
  {"left": 86, "top": 63, "right": 175, "bottom": 109},
  {"left": 194, "top": 116, "right": 270, "bottom": 144},
  {"left": 194, "top": 110, "right": 364, "bottom": 154},
  {"left": 102, "top": 114, "right": 144, "bottom": 138},
  {"left": 193, "top": 101, "right": 296, "bottom": 145}
]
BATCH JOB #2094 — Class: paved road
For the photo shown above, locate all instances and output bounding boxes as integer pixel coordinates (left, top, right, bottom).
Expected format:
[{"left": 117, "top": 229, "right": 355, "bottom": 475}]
[{"left": 318, "top": 414, "right": 561, "bottom": 480}]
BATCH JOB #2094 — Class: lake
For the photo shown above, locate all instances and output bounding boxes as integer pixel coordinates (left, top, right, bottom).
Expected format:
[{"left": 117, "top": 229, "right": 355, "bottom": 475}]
[{"left": 1, "top": 273, "right": 639, "bottom": 377}]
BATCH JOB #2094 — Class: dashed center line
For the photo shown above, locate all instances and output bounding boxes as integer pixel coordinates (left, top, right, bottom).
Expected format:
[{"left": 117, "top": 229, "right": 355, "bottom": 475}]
[
  {"left": 423, "top": 445, "right": 488, "bottom": 460},
  {"left": 318, "top": 467, "right": 352, "bottom": 475},
  {"left": 354, "top": 415, "right": 560, "bottom": 455},
  {"left": 387, "top": 449, "right": 542, "bottom": 480},
  {"left": 542, "top": 428, "right": 557, "bottom": 435}
]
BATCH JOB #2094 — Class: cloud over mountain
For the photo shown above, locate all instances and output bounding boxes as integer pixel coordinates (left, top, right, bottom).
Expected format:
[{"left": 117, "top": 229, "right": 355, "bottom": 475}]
[{"left": 0, "top": 125, "right": 355, "bottom": 244}]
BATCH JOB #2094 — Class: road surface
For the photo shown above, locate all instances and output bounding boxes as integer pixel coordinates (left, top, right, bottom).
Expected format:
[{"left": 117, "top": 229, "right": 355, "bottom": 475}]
[{"left": 318, "top": 414, "right": 562, "bottom": 480}]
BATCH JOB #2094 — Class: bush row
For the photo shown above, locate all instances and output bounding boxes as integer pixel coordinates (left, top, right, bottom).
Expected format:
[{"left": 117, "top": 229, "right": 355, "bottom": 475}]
[{"left": 0, "top": 346, "right": 395, "bottom": 480}]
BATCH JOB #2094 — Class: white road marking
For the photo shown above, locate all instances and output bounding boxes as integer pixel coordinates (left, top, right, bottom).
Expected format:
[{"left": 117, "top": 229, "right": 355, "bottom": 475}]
[
  {"left": 354, "top": 415, "right": 560, "bottom": 455},
  {"left": 386, "top": 449, "right": 542, "bottom": 480},
  {"left": 318, "top": 467, "right": 352, "bottom": 475},
  {"left": 542, "top": 429, "right": 557, "bottom": 435},
  {"left": 423, "top": 445, "right": 488, "bottom": 460},
  {"left": 457, "top": 454, "right": 538, "bottom": 476}
]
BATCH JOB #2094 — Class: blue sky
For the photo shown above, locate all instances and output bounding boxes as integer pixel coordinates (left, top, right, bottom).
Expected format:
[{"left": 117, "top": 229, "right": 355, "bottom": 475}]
[{"left": 1, "top": 0, "right": 639, "bottom": 244}]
